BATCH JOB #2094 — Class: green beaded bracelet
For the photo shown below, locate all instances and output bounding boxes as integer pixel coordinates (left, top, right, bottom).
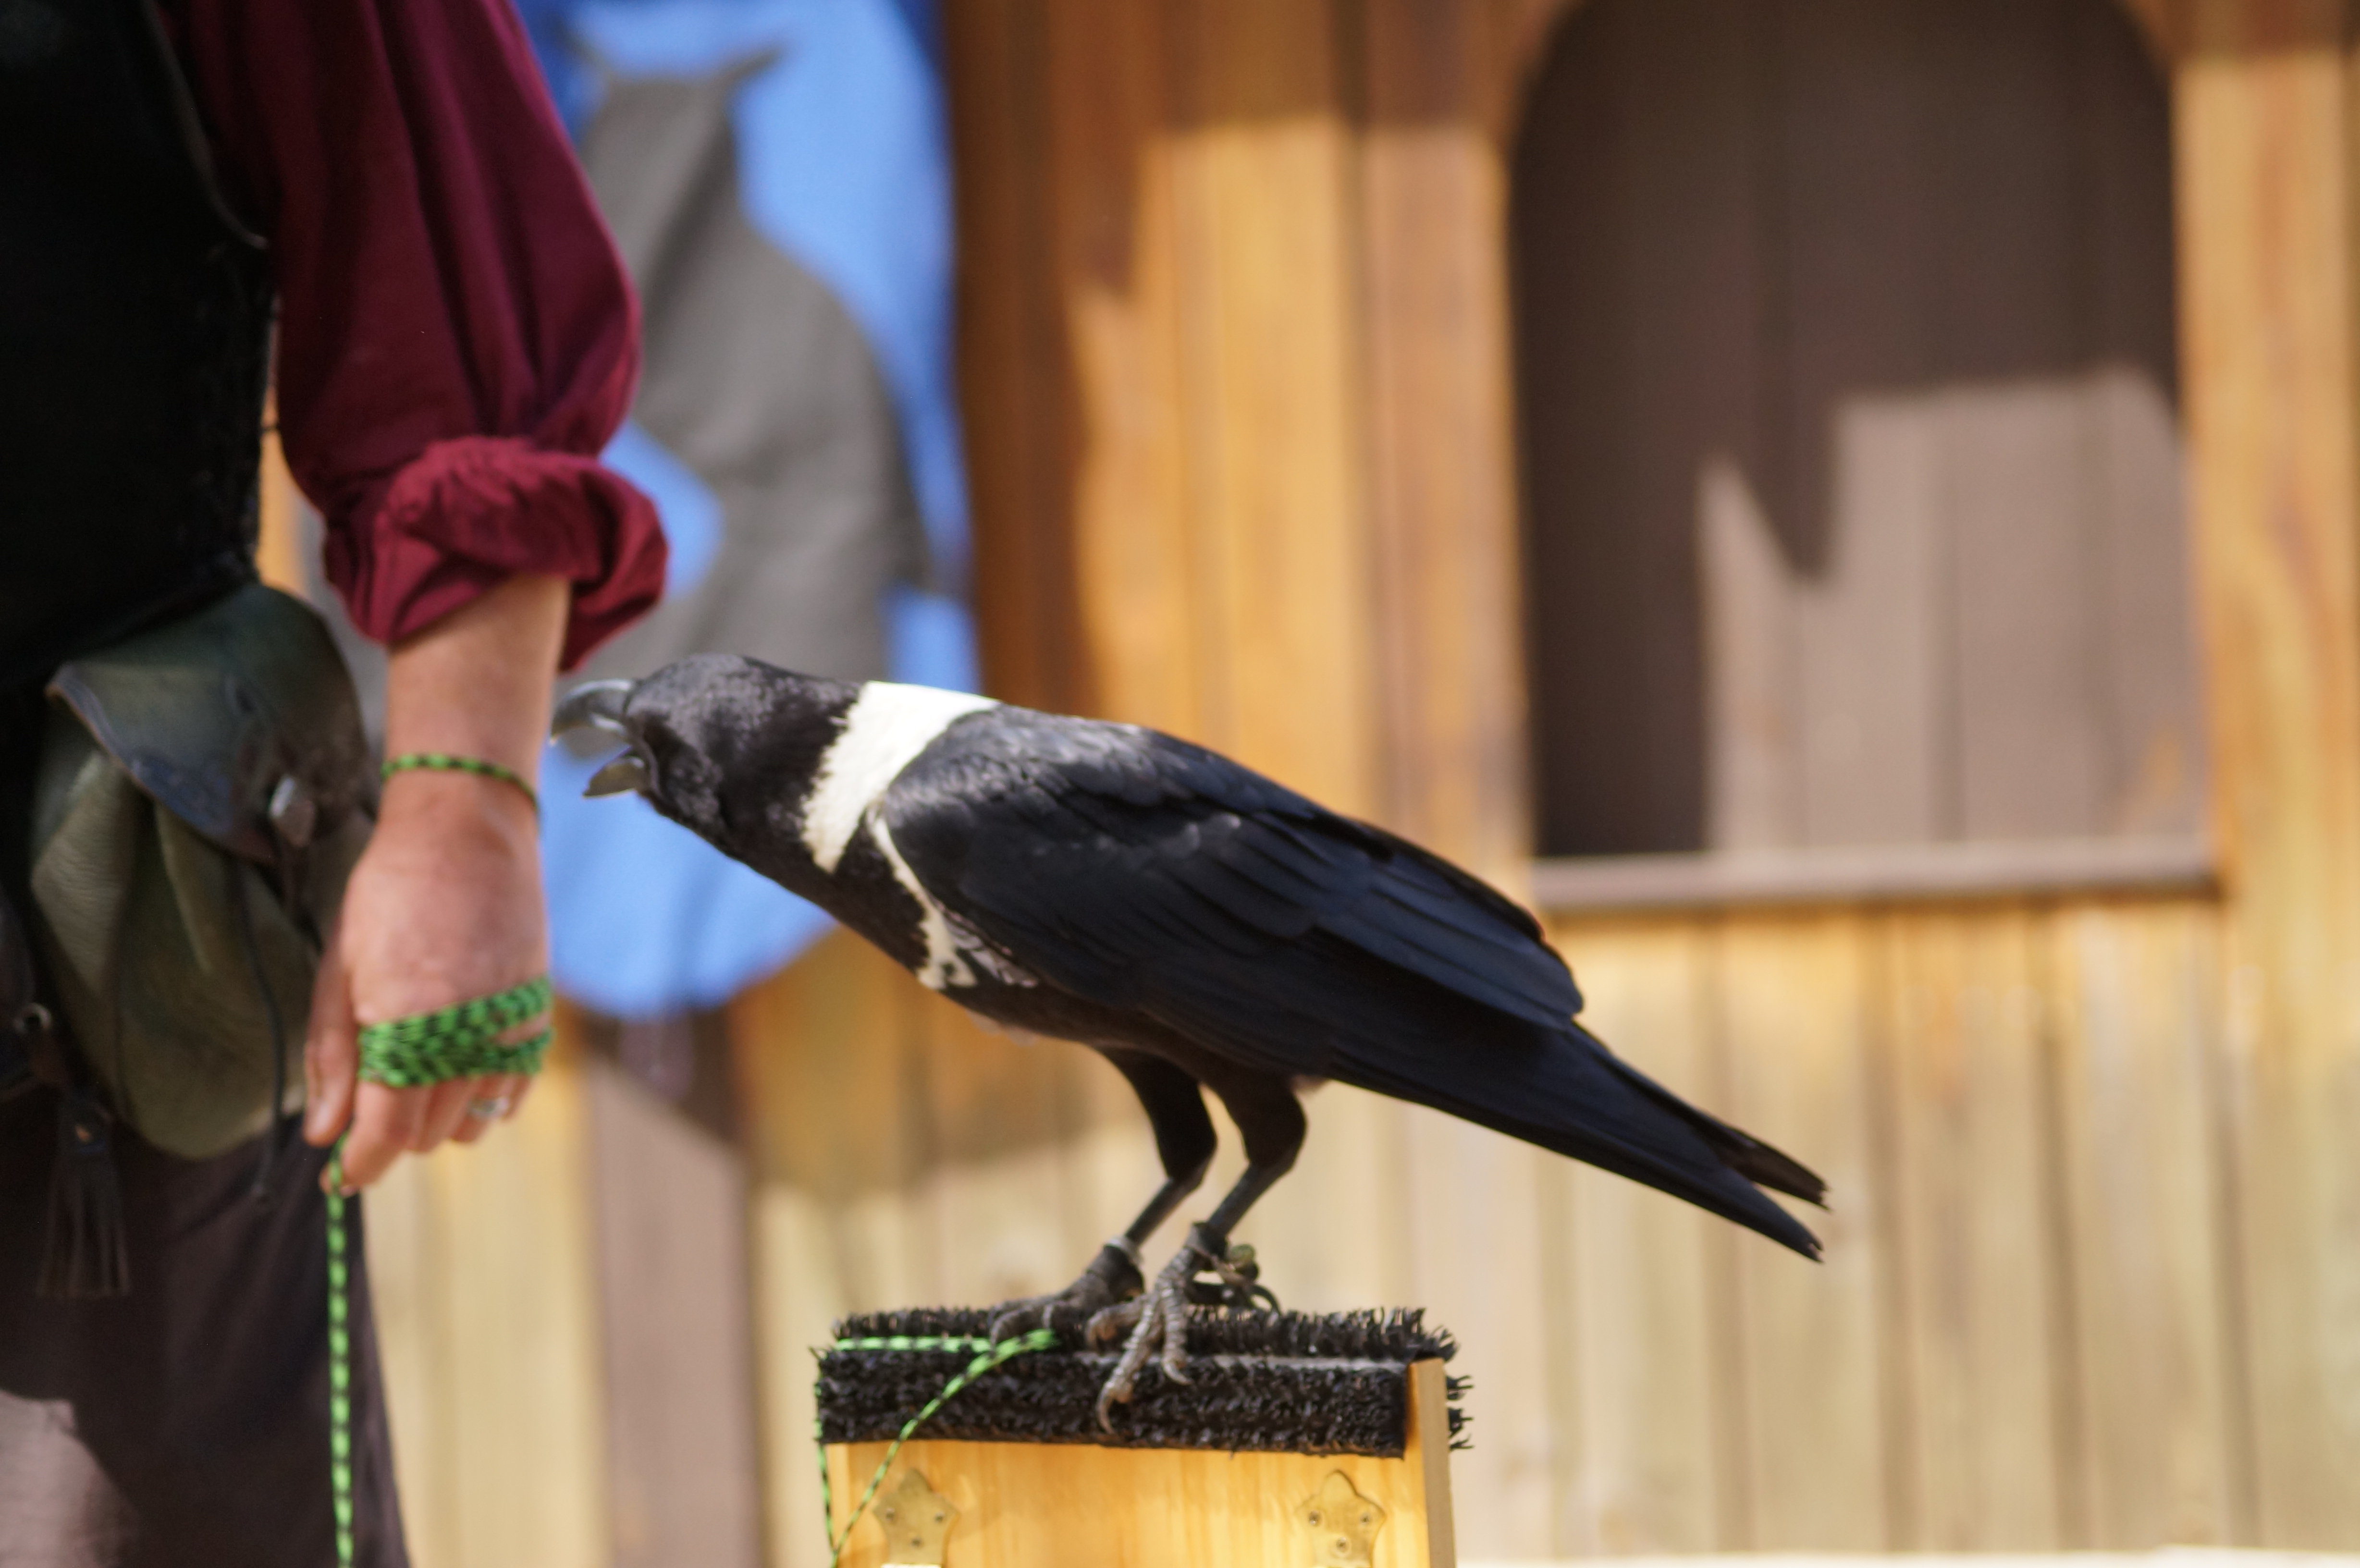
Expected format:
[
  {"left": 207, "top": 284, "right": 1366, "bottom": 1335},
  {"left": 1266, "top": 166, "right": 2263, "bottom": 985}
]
[{"left": 381, "top": 751, "right": 538, "bottom": 814}]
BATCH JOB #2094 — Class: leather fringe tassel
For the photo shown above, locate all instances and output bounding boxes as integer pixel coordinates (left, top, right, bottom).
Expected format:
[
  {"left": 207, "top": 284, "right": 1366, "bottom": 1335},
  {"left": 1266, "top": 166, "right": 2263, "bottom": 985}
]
[{"left": 40, "top": 1088, "right": 129, "bottom": 1299}]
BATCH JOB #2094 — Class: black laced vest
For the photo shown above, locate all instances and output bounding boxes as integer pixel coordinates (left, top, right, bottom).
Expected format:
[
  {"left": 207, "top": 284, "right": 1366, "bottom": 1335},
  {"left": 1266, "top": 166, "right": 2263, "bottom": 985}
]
[{"left": 0, "top": 0, "right": 274, "bottom": 694}]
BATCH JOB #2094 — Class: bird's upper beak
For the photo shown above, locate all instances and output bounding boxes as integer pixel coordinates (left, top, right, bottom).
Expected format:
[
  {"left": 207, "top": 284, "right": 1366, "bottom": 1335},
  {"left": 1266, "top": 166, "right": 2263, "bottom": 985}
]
[
  {"left": 552, "top": 680, "right": 651, "bottom": 797},
  {"left": 552, "top": 679, "right": 636, "bottom": 739}
]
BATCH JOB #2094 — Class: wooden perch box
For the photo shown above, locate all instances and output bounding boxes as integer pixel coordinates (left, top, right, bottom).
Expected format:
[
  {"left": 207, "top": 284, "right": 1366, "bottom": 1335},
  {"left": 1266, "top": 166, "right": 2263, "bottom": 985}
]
[
  {"left": 825, "top": 1358, "right": 1454, "bottom": 1567},
  {"left": 819, "top": 1311, "right": 1460, "bottom": 1567}
]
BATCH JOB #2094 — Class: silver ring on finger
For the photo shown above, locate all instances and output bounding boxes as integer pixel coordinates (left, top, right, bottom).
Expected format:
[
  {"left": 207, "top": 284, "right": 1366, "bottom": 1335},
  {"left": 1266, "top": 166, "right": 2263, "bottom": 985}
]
[{"left": 466, "top": 1096, "right": 514, "bottom": 1121}]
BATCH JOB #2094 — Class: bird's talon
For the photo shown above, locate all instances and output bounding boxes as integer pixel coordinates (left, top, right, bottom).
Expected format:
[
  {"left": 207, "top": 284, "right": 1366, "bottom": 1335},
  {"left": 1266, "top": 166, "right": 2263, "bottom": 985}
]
[
  {"left": 1085, "top": 1298, "right": 1143, "bottom": 1346},
  {"left": 986, "top": 1251, "right": 1133, "bottom": 1343}
]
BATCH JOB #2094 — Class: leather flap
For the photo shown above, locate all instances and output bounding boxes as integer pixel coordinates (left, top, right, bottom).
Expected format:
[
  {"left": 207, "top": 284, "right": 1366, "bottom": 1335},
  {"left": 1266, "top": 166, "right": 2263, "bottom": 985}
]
[{"left": 45, "top": 582, "right": 370, "bottom": 865}]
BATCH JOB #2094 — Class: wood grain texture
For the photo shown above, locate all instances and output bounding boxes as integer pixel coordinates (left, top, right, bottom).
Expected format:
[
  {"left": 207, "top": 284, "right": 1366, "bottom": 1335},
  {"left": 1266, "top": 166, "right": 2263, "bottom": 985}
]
[
  {"left": 2174, "top": 18, "right": 2360, "bottom": 1545},
  {"left": 825, "top": 1359, "right": 1458, "bottom": 1568},
  {"left": 367, "top": 1018, "right": 609, "bottom": 1568},
  {"left": 1880, "top": 908, "right": 2072, "bottom": 1548},
  {"left": 2046, "top": 902, "right": 2240, "bottom": 1545},
  {"left": 1541, "top": 919, "right": 1725, "bottom": 1554},
  {"left": 585, "top": 1053, "right": 762, "bottom": 1568},
  {"left": 700, "top": 4, "right": 2360, "bottom": 1563},
  {"left": 1361, "top": 0, "right": 1533, "bottom": 887},
  {"left": 1712, "top": 913, "right": 1889, "bottom": 1550}
]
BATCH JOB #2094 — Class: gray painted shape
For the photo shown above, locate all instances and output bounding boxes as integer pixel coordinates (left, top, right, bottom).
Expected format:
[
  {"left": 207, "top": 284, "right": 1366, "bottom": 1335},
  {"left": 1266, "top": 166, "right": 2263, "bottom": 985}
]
[{"left": 575, "top": 53, "right": 930, "bottom": 687}]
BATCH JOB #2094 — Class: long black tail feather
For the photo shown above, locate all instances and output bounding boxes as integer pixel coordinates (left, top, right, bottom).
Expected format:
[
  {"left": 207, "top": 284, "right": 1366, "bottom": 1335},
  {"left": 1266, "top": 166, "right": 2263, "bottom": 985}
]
[{"left": 1338, "top": 1020, "right": 1825, "bottom": 1260}]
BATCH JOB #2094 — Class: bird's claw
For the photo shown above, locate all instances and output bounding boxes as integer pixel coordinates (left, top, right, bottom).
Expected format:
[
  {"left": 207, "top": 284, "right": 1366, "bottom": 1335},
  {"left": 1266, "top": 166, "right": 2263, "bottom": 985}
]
[
  {"left": 1090, "top": 1223, "right": 1267, "bottom": 1431},
  {"left": 987, "top": 1240, "right": 1142, "bottom": 1342}
]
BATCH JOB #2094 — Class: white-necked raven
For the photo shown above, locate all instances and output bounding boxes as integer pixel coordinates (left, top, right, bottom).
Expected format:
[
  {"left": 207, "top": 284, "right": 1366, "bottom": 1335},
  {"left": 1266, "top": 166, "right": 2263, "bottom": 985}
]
[{"left": 555, "top": 656, "right": 1823, "bottom": 1421}]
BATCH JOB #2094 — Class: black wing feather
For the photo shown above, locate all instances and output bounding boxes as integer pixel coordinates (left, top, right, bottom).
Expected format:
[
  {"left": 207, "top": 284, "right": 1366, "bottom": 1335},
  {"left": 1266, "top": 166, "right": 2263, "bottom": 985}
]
[{"left": 885, "top": 709, "right": 1822, "bottom": 1255}]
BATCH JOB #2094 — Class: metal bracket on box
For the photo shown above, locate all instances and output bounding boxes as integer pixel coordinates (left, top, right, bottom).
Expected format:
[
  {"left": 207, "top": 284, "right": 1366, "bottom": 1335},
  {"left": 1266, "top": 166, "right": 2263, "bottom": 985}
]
[
  {"left": 1299, "top": 1471, "right": 1386, "bottom": 1566},
  {"left": 876, "top": 1468, "right": 959, "bottom": 1567}
]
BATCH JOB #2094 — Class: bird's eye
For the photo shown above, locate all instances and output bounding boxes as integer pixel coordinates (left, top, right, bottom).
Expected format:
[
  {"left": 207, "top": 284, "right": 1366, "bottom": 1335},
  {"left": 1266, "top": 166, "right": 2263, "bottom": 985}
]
[{"left": 1307, "top": 1511, "right": 1321, "bottom": 1526}]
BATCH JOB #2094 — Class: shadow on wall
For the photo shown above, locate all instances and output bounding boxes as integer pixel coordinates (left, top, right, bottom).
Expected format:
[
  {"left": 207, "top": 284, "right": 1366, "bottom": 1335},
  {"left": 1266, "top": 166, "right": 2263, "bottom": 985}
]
[{"left": 1511, "top": 0, "right": 2200, "bottom": 857}]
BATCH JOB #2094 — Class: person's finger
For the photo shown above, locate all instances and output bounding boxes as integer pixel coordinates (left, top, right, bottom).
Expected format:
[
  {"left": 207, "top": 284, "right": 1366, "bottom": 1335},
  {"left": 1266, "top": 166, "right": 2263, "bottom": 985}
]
[
  {"left": 303, "top": 936, "right": 357, "bottom": 1148},
  {"left": 451, "top": 1074, "right": 525, "bottom": 1145},
  {"left": 412, "top": 1078, "right": 476, "bottom": 1152},
  {"left": 336, "top": 1082, "right": 429, "bottom": 1191}
]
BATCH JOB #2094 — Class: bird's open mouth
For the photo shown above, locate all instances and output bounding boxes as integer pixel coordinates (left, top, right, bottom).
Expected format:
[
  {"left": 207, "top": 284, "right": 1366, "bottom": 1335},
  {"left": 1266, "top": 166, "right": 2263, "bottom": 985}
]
[{"left": 551, "top": 680, "right": 651, "bottom": 796}]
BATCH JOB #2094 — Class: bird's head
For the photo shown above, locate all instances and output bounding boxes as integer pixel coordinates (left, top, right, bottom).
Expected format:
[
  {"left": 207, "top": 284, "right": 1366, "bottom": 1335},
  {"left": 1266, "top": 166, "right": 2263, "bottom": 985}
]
[{"left": 552, "top": 654, "right": 857, "bottom": 865}]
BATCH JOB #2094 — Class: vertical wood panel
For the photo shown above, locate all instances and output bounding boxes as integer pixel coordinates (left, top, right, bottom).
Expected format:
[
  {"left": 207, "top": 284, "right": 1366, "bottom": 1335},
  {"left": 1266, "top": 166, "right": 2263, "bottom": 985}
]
[
  {"left": 2047, "top": 902, "right": 2239, "bottom": 1544},
  {"left": 1398, "top": 1107, "right": 1555, "bottom": 1557},
  {"left": 1049, "top": 0, "right": 1199, "bottom": 735},
  {"left": 369, "top": 1025, "right": 609, "bottom": 1568},
  {"left": 734, "top": 933, "right": 932, "bottom": 1568},
  {"left": 1163, "top": 5, "right": 1380, "bottom": 813},
  {"left": 1881, "top": 909, "right": 2073, "bottom": 1547},
  {"left": 586, "top": 1051, "right": 762, "bottom": 1568},
  {"left": 2176, "top": 12, "right": 2360, "bottom": 1545},
  {"left": 1714, "top": 912, "right": 1891, "bottom": 1550},
  {"left": 1543, "top": 920, "right": 1725, "bottom": 1554},
  {"left": 915, "top": 991, "right": 1089, "bottom": 1309},
  {"left": 1361, "top": 0, "right": 1533, "bottom": 886}
]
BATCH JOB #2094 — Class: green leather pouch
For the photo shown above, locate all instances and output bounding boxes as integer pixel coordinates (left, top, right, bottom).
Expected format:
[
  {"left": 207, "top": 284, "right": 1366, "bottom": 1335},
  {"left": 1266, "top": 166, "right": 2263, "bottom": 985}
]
[{"left": 27, "top": 582, "right": 373, "bottom": 1159}]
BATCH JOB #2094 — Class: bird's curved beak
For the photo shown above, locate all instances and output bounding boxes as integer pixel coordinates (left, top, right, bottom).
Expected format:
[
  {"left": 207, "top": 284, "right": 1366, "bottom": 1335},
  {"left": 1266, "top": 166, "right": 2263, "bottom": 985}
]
[
  {"left": 552, "top": 679, "right": 636, "bottom": 739},
  {"left": 554, "top": 680, "right": 653, "bottom": 798},
  {"left": 583, "top": 752, "right": 650, "bottom": 796}
]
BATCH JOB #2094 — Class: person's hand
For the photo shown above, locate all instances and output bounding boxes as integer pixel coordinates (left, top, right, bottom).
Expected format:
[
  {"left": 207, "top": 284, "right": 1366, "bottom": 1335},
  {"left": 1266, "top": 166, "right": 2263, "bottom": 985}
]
[
  {"left": 299, "top": 572, "right": 569, "bottom": 1191},
  {"left": 302, "top": 770, "right": 546, "bottom": 1188}
]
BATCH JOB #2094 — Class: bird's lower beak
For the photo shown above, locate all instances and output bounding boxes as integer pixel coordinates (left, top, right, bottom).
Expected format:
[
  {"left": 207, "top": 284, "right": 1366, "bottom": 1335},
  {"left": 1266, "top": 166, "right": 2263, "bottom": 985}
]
[
  {"left": 552, "top": 679, "right": 637, "bottom": 739},
  {"left": 584, "top": 752, "right": 651, "bottom": 796}
]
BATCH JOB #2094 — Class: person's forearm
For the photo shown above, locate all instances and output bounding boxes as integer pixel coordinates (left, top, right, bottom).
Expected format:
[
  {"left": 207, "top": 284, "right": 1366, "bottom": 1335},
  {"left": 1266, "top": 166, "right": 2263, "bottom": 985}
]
[
  {"left": 381, "top": 574, "right": 569, "bottom": 783},
  {"left": 305, "top": 573, "right": 569, "bottom": 1181}
]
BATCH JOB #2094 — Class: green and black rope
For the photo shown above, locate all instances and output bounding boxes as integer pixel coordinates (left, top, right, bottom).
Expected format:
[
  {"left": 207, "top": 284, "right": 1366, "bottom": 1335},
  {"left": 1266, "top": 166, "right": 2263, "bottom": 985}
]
[
  {"left": 356, "top": 975, "right": 555, "bottom": 1086},
  {"left": 328, "top": 970, "right": 553, "bottom": 1568},
  {"left": 816, "top": 1331, "right": 1059, "bottom": 1568}
]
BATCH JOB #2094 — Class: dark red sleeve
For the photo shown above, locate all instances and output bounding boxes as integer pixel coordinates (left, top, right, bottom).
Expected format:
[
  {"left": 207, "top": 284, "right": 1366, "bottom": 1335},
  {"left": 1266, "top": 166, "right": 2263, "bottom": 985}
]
[{"left": 165, "top": 0, "right": 666, "bottom": 671}]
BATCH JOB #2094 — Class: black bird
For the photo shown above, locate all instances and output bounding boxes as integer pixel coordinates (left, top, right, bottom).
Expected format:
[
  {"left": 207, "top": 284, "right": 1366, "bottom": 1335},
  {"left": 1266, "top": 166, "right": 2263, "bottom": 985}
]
[{"left": 555, "top": 655, "right": 1824, "bottom": 1421}]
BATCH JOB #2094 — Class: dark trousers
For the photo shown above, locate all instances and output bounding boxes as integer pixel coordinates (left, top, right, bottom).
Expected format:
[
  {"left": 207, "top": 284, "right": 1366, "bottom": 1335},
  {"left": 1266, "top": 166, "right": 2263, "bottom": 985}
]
[
  {"left": 0, "top": 1095, "right": 408, "bottom": 1568},
  {"left": 1, "top": 685, "right": 405, "bottom": 1568}
]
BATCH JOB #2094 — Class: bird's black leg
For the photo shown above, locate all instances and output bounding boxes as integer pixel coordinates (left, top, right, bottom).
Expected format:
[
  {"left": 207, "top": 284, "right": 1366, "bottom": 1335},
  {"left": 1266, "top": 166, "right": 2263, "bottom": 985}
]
[
  {"left": 988, "top": 1051, "right": 1216, "bottom": 1341},
  {"left": 1088, "top": 1070, "right": 1305, "bottom": 1427}
]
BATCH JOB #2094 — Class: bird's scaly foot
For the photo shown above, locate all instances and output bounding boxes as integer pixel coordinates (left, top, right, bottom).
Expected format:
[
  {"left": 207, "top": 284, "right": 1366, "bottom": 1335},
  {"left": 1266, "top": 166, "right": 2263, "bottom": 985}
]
[
  {"left": 1085, "top": 1223, "right": 1272, "bottom": 1431},
  {"left": 987, "top": 1240, "right": 1143, "bottom": 1342}
]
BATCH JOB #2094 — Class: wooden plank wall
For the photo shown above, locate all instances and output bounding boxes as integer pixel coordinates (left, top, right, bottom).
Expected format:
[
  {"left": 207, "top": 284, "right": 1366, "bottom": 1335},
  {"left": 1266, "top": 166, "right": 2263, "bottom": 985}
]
[
  {"left": 2172, "top": 0, "right": 2360, "bottom": 1543},
  {"left": 316, "top": 0, "right": 2360, "bottom": 1561},
  {"left": 1546, "top": 899, "right": 2243, "bottom": 1553},
  {"left": 733, "top": 903, "right": 2255, "bottom": 1559},
  {"left": 365, "top": 1023, "right": 612, "bottom": 1568},
  {"left": 729, "top": 1, "right": 2317, "bottom": 1562}
]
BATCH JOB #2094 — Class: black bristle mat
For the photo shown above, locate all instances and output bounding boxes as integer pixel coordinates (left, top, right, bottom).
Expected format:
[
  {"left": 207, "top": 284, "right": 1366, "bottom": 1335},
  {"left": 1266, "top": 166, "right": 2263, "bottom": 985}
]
[{"left": 819, "top": 1307, "right": 1467, "bottom": 1457}]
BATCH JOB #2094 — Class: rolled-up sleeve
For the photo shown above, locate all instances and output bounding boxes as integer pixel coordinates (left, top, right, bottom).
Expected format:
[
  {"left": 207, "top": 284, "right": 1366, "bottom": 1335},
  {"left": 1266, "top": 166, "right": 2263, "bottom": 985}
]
[{"left": 170, "top": 0, "right": 666, "bottom": 670}]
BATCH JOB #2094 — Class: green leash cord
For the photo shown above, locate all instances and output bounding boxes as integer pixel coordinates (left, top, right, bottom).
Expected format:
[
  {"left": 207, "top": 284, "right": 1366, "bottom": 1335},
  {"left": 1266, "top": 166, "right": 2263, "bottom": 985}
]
[
  {"left": 816, "top": 1331, "right": 1058, "bottom": 1567},
  {"left": 356, "top": 976, "right": 556, "bottom": 1085},
  {"left": 327, "top": 972, "right": 554, "bottom": 1568},
  {"left": 326, "top": 1154, "right": 355, "bottom": 1568}
]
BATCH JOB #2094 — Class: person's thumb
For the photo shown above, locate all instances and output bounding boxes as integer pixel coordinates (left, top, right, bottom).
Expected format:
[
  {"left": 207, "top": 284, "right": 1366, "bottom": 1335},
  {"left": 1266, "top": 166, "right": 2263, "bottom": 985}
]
[{"left": 304, "top": 931, "right": 358, "bottom": 1147}]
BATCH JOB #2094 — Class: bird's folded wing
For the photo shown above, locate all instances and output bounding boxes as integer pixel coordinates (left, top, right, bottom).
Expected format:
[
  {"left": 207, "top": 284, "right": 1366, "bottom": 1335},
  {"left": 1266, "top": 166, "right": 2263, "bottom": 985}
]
[{"left": 881, "top": 713, "right": 1583, "bottom": 1075}]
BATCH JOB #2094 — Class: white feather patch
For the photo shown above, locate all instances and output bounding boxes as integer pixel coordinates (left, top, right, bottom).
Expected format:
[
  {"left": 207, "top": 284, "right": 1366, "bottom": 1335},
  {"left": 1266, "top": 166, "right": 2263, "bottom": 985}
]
[
  {"left": 868, "top": 817, "right": 975, "bottom": 990},
  {"left": 799, "top": 682, "right": 998, "bottom": 873}
]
